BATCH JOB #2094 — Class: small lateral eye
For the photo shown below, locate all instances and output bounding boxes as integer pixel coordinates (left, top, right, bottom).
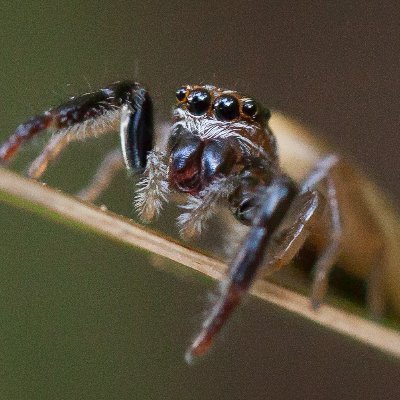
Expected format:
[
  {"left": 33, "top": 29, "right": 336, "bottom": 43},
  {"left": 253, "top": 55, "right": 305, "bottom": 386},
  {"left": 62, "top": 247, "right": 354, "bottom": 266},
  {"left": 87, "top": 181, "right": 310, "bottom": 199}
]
[
  {"left": 242, "top": 99, "right": 258, "bottom": 118},
  {"left": 187, "top": 89, "right": 211, "bottom": 116},
  {"left": 176, "top": 86, "right": 188, "bottom": 102},
  {"left": 213, "top": 95, "right": 240, "bottom": 121}
]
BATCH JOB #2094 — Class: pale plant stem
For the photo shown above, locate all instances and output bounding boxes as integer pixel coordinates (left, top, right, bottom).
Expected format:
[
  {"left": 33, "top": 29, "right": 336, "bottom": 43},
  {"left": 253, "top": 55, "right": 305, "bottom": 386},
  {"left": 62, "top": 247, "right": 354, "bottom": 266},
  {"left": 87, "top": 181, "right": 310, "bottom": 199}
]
[{"left": 0, "top": 167, "right": 400, "bottom": 359}]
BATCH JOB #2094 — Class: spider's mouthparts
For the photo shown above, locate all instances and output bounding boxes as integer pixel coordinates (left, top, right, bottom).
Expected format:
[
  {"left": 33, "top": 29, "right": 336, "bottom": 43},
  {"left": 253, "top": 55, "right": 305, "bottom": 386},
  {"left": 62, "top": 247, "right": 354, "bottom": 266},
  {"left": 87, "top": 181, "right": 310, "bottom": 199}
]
[{"left": 173, "top": 170, "right": 201, "bottom": 194}]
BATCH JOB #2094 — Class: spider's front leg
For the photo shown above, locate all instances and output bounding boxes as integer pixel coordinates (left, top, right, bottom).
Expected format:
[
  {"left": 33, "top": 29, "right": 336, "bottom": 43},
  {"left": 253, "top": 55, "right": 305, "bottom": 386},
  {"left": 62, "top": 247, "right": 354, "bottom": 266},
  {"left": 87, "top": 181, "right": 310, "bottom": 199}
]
[
  {"left": 185, "top": 170, "right": 324, "bottom": 361},
  {"left": 0, "top": 81, "right": 153, "bottom": 180},
  {"left": 186, "top": 156, "right": 346, "bottom": 361},
  {"left": 78, "top": 99, "right": 157, "bottom": 202}
]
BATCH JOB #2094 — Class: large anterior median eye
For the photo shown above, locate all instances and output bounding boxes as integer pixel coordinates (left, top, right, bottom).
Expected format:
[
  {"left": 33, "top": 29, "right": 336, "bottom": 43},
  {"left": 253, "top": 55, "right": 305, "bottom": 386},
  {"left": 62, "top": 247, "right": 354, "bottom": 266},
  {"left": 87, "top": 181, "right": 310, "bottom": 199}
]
[
  {"left": 213, "top": 95, "right": 240, "bottom": 121},
  {"left": 187, "top": 89, "right": 211, "bottom": 116}
]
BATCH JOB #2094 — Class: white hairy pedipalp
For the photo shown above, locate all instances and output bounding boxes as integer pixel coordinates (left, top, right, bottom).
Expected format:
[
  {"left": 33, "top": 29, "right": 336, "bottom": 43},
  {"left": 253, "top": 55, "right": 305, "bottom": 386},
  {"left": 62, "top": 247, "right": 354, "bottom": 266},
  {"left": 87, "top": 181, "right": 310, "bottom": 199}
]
[{"left": 134, "top": 150, "right": 170, "bottom": 222}]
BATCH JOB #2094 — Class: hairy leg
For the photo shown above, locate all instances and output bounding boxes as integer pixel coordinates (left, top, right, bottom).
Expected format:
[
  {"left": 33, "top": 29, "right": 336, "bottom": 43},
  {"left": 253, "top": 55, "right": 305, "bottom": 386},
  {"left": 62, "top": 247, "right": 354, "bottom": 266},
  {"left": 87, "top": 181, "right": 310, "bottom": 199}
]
[
  {"left": 0, "top": 111, "right": 54, "bottom": 162},
  {"left": 309, "top": 176, "right": 342, "bottom": 309},
  {"left": 25, "top": 108, "right": 121, "bottom": 179},
  {"left": 262, "top": 190, "right": 324, "bottom": 275},
  {"left": 28, "top": 132, "right": 73, "bottom": 179},
  {"left": 0, "top": 81, "right": 153, "bottom": 178},
  {"left": 77, "top": 148, "right": 124, "bottom": 202}
]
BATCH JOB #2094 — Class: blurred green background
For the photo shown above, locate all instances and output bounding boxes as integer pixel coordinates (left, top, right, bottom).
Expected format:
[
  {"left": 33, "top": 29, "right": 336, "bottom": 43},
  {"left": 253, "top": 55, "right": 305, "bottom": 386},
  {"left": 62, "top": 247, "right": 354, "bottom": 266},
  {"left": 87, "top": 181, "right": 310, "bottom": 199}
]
[{"left": 0, "top": 2, "right": 399, "bottom": 399}]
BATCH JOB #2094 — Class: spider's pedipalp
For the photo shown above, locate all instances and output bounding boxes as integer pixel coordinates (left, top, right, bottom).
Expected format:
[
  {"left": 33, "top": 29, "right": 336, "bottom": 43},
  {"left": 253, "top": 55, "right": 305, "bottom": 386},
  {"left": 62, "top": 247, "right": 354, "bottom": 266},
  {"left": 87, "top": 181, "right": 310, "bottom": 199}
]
[
  {"left": 134, "top": 150, "right": 170, "bottom": 222},
  {"left": 177, "top": 176, "right": 238, "bottom": 239}
]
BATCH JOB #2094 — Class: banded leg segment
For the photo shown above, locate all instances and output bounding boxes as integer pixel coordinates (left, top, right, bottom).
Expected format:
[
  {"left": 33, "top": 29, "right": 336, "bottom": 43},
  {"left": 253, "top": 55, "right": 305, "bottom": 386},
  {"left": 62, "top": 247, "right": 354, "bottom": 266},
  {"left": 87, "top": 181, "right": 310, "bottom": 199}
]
[
  {"left": 0, "top": 111, "right": 54, "bottom": 162},
  {"left": 0, "top": 81, "right": 154, "bottom": 179}
]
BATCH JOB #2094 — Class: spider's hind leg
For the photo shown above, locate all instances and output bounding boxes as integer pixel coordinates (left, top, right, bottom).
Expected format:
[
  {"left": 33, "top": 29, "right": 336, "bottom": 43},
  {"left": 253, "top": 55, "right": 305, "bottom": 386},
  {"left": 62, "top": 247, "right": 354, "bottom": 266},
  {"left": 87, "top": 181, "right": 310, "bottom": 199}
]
[
  {"left": 308, "top": 175, "right": 342, "bottom": 309},
  {"left": 298, "top": 155, "right": 342, "bottom": 309},
  {"left": 185, "top": 174, "right": 323, "bottom": 361}
]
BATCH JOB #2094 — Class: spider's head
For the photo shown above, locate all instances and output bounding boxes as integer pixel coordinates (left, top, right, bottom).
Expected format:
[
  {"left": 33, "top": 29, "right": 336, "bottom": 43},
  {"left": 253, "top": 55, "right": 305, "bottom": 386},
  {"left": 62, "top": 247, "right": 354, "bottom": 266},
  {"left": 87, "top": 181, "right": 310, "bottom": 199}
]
[{"left": 167, "top": 85, "right": 276, "bottom": 195}]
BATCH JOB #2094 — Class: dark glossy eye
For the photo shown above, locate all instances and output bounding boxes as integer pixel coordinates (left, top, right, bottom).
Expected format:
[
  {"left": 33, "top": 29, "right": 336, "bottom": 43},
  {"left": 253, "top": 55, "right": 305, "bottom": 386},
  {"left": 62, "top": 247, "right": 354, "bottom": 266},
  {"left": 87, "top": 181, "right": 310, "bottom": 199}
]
[
  {"left": 187, "top": 89, "right": 211, "bottom": 116},
  {"left": 176, "top": 86, "right": 188, "bottom": 102},
  {"left": 242, "top": 99, "right": 258, "bottom": 118},
  {"left": 213, "top": 95, "right": 240, "bottom": 121}
]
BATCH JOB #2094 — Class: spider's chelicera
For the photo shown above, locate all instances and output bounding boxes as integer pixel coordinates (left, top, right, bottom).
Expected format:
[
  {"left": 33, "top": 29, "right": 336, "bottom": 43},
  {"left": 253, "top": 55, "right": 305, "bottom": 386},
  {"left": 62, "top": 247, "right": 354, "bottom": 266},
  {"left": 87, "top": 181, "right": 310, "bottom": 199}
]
[{"left": 0, "top": 81, "right": 342, "bottom": 362}]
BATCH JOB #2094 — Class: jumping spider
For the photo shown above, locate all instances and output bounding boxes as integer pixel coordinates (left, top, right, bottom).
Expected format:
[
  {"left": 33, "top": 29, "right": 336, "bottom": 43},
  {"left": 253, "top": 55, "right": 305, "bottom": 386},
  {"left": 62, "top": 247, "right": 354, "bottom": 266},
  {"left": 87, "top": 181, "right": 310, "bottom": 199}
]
[{"left": 0, "top": 81, "right": 393, "bottom": 362}]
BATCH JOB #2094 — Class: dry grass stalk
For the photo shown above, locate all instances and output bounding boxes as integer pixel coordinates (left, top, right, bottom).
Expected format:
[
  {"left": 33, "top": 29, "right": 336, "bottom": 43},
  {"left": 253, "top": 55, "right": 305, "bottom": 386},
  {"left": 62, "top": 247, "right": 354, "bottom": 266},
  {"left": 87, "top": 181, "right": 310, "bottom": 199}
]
[{"left": 0, "top": 166, "right": 399, "bottom": 359}]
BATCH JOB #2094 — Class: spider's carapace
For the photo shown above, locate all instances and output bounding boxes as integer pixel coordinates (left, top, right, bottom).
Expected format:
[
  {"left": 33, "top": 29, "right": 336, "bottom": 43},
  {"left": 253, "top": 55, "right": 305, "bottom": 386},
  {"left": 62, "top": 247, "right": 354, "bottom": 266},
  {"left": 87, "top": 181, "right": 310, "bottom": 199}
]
[{"left": 1, "top": 81, "right": 399, "bottom": 362}]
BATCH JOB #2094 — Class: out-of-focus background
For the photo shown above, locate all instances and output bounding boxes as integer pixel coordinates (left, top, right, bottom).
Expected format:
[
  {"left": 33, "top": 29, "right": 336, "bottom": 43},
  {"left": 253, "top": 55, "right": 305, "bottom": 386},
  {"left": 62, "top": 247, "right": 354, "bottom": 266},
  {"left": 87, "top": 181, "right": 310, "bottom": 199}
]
[{"left": 0, "top": 2, "right": 399, "bottom": 399}]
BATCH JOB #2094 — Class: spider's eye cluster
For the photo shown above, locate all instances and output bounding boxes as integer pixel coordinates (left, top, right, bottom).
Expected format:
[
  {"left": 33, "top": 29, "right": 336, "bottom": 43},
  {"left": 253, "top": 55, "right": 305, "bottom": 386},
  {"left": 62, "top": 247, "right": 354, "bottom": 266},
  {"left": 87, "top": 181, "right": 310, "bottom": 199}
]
[
  {"left": 187, "top": 89, "right": 211, "bottom": 116},
  {"left": 175, "top": 86, "right": 271, "bottom": 122},
  {"left": 213, "top": 95, "right": 240, "bottom": 121}
]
